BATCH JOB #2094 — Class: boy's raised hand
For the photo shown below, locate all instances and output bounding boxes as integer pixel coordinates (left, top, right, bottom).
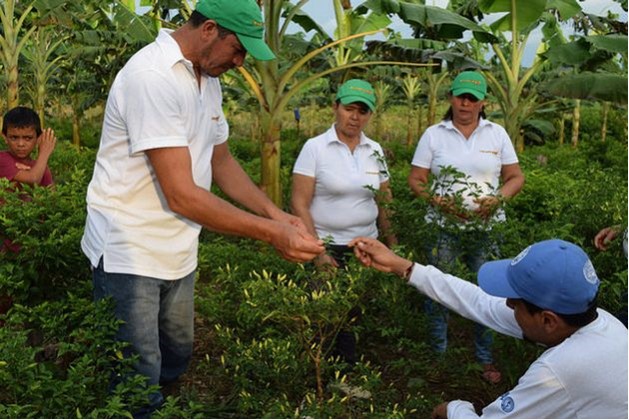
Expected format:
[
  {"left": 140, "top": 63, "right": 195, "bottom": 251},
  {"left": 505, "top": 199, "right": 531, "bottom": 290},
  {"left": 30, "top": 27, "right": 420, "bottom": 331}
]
[{"left": 37, "top": 128, "right": 57, "bottom": 158}]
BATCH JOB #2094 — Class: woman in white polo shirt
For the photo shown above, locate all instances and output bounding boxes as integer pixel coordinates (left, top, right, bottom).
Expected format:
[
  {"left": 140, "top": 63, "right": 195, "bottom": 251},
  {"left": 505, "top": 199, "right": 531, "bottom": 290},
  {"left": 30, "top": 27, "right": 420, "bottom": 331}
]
[
  {"left": 291, "top": 79, "right": 396, "bottom": 364},
  {"left": 407, "top": 71, "right": 525, "bottom": 384}
]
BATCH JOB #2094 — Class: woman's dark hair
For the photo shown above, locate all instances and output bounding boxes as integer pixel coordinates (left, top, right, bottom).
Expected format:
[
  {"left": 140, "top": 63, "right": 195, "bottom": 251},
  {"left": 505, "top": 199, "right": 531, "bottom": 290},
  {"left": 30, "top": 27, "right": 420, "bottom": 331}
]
[
  {"left": 521, "top": 297, "right": 599, "bottom": 328},
  {"left": 2, "top": 106, "right": 42, "bottom": 136},
  {"left": 188, "top": 10, "right": 234, "bottom": 39},
  {"left": 442, "top": 105, "right": 486, "bottom": 121},
  {"left": 335, "top": 99, "right": 371, "bottom": 114}
]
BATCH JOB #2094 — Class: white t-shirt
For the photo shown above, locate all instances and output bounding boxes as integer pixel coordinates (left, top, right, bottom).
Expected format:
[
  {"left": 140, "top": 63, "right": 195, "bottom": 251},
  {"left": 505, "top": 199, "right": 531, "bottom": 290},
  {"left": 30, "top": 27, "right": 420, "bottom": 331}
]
[
  {"left": 292, "top": 125, "right": 389, "bottom": 245},
  {"left": 411, "top": 119, "right": 518, "bottom": 224},
  {"left": 408, "top": 264, "right": 628, "bottom": 419},
  {"left": 81, "top": 29, "right": 229, "bottom": 279}
]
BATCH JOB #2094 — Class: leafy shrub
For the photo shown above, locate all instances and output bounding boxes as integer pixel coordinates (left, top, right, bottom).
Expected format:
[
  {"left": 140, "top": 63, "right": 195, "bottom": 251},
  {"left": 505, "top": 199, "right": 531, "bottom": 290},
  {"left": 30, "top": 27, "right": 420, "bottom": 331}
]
[
  {"left": 0, "top": 143, "right": 92, "bottom": 303},
  {"left": 0, "top": 290, "right": 153, "bottom": 418},
  {"left": 1, "top": 114, "right": 626, "bottom": 418}
]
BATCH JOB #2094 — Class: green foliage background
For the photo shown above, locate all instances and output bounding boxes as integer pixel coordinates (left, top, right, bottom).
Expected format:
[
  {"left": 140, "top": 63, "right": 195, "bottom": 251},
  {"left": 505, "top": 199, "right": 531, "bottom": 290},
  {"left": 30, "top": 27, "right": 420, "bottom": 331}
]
[{"left": 0, "top": 104, "right": 626, "bottom": 417}]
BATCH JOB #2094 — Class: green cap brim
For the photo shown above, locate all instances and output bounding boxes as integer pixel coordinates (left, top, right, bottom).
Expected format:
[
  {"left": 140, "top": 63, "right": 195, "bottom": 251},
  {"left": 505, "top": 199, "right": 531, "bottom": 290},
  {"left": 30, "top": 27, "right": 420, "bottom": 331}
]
[
  {"left": 237, "top": 34, "right": 275, "bottom": 61},
  {"left": 451, "top": 87, "right": 485, "bottom": 100},
  {"left": 339, "top": 95, "right": 375, "bottom": 111}
]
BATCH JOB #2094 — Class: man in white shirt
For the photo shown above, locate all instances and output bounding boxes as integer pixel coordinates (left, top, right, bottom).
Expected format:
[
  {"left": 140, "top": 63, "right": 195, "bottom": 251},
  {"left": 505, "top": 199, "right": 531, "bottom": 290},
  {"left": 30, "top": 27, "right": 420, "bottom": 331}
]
[
  {"left": 81, "top": 0, "right": 323, "bottom": 414},
  {"left": 349, "top": 237, "right": 628, "bottom": 419}
]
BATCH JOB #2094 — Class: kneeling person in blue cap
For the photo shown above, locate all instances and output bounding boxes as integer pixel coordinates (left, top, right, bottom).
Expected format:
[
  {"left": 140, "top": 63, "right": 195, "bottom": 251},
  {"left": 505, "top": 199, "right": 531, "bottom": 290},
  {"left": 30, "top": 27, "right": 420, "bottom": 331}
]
[{"left": 349, "top": 237, "right": 628, "bottom": 419}]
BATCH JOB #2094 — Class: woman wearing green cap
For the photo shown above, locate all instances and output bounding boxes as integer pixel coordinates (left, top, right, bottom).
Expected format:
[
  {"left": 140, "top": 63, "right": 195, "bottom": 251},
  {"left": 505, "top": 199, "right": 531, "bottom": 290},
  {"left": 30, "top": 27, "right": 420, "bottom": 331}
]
[
  {"left": 291, "top": 79, "right": 397, "bottom": 364},
  {"left": 407, "top": 71, "right": 525, "bottom": 384}
]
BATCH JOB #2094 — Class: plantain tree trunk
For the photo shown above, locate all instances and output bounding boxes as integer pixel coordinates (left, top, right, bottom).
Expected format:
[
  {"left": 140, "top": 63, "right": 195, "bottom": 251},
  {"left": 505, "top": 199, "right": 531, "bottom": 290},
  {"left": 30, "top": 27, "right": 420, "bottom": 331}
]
[
  {"left": 425, "top": 70, "right": 448, "bottom": 128},
  {"left": 416, "top": 104, "right": 424, "bottom": 143},
  {"left": 375, "top": 114, "right": 383, "bottom": 141},
  {"left": 72, "top": 113, "right": 81, "bottom": 147},
  {"left": 36, "top": 83, "right": 45, "bottom": 127},
  {"left": 571, "top": 99, "right": 580, "bottom": 148},
  {"left": 406, "top": 105, "right": 414, "bottom": 147},
  {"left": 260, "top": 112, "right": 282, "bottom": 207},
  {"left": 504, "top": 107, "right": 525, "bottom": 153},
  {"left": 0, "top": 0, "right": 36, "bottom": 110},
  {"left": 558, "top": 113, "right": 565, "bottom": 145},
  {"left": 427, "top": 89, "right": 437, "bottom": 127},
  {"left": 600, "top": 101, "right": 609, "bottom": 142},
  {"left": 7, "top": 65, "right": 18, "bottom": 110},
  {"left": 71, "top": 95, "right": 81, "bottom": 147}
]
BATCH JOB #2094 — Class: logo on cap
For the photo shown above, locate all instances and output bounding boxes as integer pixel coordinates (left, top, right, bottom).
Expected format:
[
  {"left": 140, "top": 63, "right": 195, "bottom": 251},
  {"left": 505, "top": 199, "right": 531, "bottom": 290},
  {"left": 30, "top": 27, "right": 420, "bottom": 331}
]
[
  {"left": 583, "top": 260, "right": 598, "bottom": 284},
  {"left": 349, "top": 86, "right": 374, "bottom": 95},
  {"left": 510, "top": 246, "right": 530, "bottom": 266},
  {"left": 460, "top": 79, "right": 481, "bottom": 85}
]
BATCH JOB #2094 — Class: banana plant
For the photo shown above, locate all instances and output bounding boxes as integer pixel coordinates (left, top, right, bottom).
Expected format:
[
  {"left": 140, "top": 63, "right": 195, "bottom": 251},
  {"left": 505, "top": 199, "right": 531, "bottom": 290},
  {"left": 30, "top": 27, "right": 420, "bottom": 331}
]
[
  {"left": 21, "top": 27, "right": 66, "bottom": 126},
  {"left": 538, "top": 11, "right": 627, "bottom": 146},
  {"left": 540, "top": 35, "right": 628, "bottom": 104},
  {"left": 470, "top": 0, "right": 615, "bottom": 152},
  {"left": 49, "top": 0, "right": 156, "bottom": 145},
  {"left": 360, "top": 1, "right": 494, "bottom": 130},
  {"left": 331, "top": 0, "right": 392, "bottom": 67},
  {"left": 239, "top": 0, "right": 432, "bottom": 206},
  {"left": 571, "top": 98, "right": 580, "bottom": 148},
  {"left": 400, "top": 69, "right": 421, "bottom": 146},
  {"left": 475, "top": 0, "right": 559, "bottom": 151},
  {"left": 373, "top": 78, "right": 393, "bottom": 140},
  {"left": 0, "top": 0, "right": 37, "bottom": 109}
]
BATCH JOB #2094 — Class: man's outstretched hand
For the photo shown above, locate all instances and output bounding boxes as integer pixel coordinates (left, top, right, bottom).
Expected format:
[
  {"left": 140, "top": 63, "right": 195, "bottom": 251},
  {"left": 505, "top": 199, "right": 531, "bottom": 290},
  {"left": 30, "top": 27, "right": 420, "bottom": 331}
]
[{"left": 348, "top": 237, "right": 412, "bottom": 277}]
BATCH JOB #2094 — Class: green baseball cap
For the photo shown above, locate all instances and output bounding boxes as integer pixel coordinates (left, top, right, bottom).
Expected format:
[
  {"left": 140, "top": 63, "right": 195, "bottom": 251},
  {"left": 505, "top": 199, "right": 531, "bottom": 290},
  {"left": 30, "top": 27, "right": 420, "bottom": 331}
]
[
  {"left": 451, "top": 71, "right": 487, "bottom": 100},
  {"left": 195, "top": 0, "right": 275, "bottom": 61},
  {"left": 336, "top": 79, "right": 376, "bottom": 111}
]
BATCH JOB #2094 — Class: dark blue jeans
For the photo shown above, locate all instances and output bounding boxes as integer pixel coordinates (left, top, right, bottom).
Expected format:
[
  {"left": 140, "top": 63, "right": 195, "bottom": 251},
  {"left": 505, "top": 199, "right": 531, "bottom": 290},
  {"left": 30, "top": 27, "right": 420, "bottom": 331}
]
[
  {"left": 92, "top": 258, "right": 195, "bottom": 416},
  {"left": 425, "top": 231, "right": 498, "bottom": 365}
]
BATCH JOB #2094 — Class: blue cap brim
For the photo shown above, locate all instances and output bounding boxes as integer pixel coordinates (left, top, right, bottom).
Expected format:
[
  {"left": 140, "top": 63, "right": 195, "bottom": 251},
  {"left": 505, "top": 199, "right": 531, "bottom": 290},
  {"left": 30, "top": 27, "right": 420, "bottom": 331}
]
[{"left": 478, "top": 259, "right": 521, "bottom": 299}]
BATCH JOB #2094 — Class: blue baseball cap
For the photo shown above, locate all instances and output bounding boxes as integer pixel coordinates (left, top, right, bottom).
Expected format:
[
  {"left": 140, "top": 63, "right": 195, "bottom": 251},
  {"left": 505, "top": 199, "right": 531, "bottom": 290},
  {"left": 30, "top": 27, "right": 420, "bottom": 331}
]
[{"left": 478, "top": 239, "right": 600, "bottom": 314}]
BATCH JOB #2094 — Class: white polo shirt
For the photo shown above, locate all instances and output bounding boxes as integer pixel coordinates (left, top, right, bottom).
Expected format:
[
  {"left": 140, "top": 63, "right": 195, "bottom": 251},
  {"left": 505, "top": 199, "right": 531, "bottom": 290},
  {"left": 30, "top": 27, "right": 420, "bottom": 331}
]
[
  {"left": 411, "top": 118, "right": 518, "bottom": 225},
  {"left": 293, "top": 125, "right": 389, "bottom": 245},
  {"left": 81, "top": 29, "right": 229, "bottom": 279},
  {"left": 407, "top": 264, "right": 628, "bottom": 419}
]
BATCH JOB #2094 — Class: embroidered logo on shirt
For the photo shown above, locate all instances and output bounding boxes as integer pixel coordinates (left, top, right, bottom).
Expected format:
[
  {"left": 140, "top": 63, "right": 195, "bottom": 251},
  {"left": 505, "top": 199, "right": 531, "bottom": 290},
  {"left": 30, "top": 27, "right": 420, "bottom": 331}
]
[
  {"left": 480, "top": 150, "right": 499, "bottom": 155},
  {"left": 500, "top": 392, "right": 515, "bottom": 413},
  {"left": 211, "top": 116, "right": 220, "bottom": 121}
]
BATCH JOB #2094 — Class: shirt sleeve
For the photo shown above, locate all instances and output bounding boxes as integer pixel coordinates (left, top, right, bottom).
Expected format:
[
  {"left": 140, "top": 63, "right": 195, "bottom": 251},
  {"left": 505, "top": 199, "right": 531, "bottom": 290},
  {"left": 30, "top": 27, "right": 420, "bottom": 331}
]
[
  {"left": 497, "top": 126, "right": 518, "bottom": 165},
  {"left": 0, "top": 152, "right": 18, "bottom": 180},
  {"left": 408, "top": 264, "right": 522, "bottom": 338},
  {"left": 213, "top": 108, "right": 229, "bottom": 146},
  {"left": 293, "top": 140, "right": 317, "bottom": 177},
  {"left": 208, "top": 77, "right": 229, "bottom": 146},
  {"left": 448, "top": 361, "right": 572, "bottom": 419},
  {"left": 40, "top": 166, "right": 53, "bottom": 186},
  {"left": 411, "top": 130, "right": 433, "bottom": 169},
  {"left": 122, "top": 70, "right": 189, "bottom": 154}
]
